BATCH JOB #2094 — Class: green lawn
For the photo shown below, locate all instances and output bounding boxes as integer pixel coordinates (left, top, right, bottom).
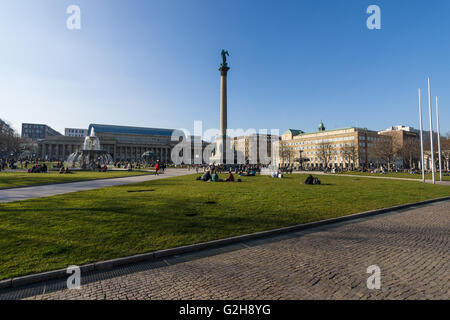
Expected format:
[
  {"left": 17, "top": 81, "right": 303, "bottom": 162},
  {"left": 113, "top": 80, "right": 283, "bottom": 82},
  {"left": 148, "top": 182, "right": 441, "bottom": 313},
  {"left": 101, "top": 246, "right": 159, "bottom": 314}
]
[
  {"left": 0, "top": 171, "right": 153, "bottom": 189},
  {"left": 0, "top": 174, "right": 449, "bottom": 280},
  {"left": 341, "top": 171, "right": 450, "bottom": 181}
]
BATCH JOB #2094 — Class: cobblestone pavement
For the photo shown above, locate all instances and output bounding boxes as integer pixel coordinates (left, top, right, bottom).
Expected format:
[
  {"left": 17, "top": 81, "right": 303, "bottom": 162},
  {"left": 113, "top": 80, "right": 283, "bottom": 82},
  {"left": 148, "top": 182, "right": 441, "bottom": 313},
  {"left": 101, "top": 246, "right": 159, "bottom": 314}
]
[
  {"left": 0, "top": 169, "right": 191, "bottom": 203},
  {"left": 27, "top": 201, "right": 449, "bottom": 300}
]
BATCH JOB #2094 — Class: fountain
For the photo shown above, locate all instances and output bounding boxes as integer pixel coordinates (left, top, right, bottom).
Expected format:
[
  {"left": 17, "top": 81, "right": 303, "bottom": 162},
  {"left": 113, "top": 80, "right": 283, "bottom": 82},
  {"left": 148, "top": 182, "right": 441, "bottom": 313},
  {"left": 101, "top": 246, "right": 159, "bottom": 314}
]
[
  {"left": 141, "top": 150, "right": 155, "bottom": 163},
  {"left": 66, "top": 128, "right": 113, "bottom": 170}
]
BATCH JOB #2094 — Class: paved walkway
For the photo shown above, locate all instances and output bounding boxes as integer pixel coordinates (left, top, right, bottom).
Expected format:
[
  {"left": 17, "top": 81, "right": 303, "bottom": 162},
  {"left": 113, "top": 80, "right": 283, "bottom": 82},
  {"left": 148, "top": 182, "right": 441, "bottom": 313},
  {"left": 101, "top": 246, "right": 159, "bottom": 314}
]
[
  {"left": 0, "top": 169, "right": 191, "bottom": 203},
  {"left": 22, "top": 200, "right": 450, "bottom": 300}
]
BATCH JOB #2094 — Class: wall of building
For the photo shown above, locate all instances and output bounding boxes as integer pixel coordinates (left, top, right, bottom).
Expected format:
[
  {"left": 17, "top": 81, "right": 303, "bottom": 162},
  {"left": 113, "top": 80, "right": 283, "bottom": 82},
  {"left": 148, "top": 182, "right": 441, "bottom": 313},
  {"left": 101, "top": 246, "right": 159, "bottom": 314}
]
[
  {"left": 22, "top": 123, "right": 61, "bottom": 140},
  {"left": 233, "top": 134, "right": 278, "bottom": 165},
  {"left": 65, "top": 128, "right": 88, "bottom": 137},
  {"left": 279, "top": 127, "right": 383, "bottom": 169}
]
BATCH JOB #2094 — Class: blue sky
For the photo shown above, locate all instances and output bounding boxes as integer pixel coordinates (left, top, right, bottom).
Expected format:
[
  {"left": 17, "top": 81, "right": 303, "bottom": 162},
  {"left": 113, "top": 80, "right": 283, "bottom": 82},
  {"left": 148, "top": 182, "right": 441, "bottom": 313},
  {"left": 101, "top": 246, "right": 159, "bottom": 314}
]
[{"left": 1, "top": 0, "right": 449, "bottom": 136}]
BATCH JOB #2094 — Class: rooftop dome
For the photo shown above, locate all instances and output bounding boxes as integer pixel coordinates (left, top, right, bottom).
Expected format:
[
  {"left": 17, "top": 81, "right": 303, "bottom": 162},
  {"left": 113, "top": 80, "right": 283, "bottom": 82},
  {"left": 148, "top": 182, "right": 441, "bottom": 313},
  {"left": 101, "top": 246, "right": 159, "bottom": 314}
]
[{"left": 318, "top": 121, "right": 326, "bottom": 132}]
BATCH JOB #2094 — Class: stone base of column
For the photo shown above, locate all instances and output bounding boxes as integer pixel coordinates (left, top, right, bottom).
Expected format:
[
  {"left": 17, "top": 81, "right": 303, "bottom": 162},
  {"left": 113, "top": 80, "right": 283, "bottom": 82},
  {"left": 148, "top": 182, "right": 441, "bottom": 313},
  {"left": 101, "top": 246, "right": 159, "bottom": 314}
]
[{"left": 210, "top": 135, "right": 233, "bottom": 165}]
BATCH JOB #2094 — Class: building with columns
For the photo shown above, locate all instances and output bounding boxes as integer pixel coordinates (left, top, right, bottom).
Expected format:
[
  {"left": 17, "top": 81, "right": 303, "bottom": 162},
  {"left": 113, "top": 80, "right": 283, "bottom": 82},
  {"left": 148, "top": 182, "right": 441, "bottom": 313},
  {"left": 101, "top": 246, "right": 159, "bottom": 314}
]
[
  {"left": 87, "top": 124, "right": 176, "bottom": 162},
  {"left": 37, "top": 135, "right": 83, "bottom": 161},
  {"left": 36, "top": 123, "right": 181, "bottom": 162}
]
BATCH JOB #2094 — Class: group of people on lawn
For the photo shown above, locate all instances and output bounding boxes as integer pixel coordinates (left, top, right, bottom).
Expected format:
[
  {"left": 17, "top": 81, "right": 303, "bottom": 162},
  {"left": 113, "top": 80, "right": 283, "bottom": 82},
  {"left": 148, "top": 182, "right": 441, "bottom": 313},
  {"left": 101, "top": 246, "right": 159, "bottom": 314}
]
[
  {"left": 197, "top": 170, "right": 238, "bottom": 182},
  {"left": 196, "top": 165, "right": 321, "bottom": 185},
  {"left": 27, "top": 163, "right": 48, "bottom": 173}
]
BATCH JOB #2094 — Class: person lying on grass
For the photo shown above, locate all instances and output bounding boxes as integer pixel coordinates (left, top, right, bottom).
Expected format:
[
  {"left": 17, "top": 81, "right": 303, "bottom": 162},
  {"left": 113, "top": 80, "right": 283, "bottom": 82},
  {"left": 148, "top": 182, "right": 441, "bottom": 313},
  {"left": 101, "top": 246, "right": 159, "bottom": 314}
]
[{"left": 304, "top": 174, "right": 321, "bottom": 185}]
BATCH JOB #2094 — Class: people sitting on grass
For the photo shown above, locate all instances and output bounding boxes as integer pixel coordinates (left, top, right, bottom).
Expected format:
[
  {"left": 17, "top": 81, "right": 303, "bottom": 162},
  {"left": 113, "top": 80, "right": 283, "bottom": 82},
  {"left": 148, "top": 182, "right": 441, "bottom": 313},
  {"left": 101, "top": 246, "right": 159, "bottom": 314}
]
[
  {"left": 270, "top": 170, "right": 282, "bottom": 178},
  {"left": 239, "top": 169, "right": 256, "bottom": 177},
  {"left": 304, "top": 174, "right": 321, "bottom": 185},
  {"left": 211, "top": 171, "right": 219, "bottom": 182},
  {"left": 198, "top": 170, "right": 211, "bottom": 181},
  {"left": 226, "top": 171, "right": 235, "bottom": 182},
  {"left": 57, "top": 166, "right": 73, "bottom": 174}
]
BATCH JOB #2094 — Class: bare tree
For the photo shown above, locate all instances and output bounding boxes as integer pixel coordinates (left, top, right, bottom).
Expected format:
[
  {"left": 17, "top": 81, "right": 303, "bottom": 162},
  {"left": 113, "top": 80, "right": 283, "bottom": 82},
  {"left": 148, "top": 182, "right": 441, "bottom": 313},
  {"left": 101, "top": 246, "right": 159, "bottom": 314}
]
[
  {"left": 370, "top": 138, "right": 395, "bottom": 170},
  {"left": 341, "top": 143, "right": 358, "bottom": 170},
  {"left": 279, "top": 146, "right": 296, "bottom": 165},
  {"left": 398, "top": 138, "right": 421, "bottom": 169},
  {"left": 317, "top": 141, "right": 333, "bottom": 168},
  {"left": 0, "top": 118, "right": 24, "bottom": 161},
  {"left": 442, "top": 133, "right": 450, "bottom": 171},
  {"left": 424, "top": 132, "right": 445, "bottom": 170}
]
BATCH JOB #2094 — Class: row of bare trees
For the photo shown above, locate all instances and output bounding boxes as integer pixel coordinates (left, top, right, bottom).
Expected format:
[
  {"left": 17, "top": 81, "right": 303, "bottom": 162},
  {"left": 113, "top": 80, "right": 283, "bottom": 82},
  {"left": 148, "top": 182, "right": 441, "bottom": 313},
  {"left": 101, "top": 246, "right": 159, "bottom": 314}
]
[
  {"left": 425, "top": 132, "right": 450, "bottom": 171},
  {"left": 370, "top": 135, "right": 425, "bottom": 170},
  {"left": 0, "top": 118, "right": 36, "bottom": 161},
  {"left": 316, "top": 142, "right": 359, "bottom": 169},
  {"left": 369, "top": 138, "right": 397, "bottom": 169},
  {"left": 280, "top": 141, "right": 358, "bottom": 169},
  {"left": 277, "top": 132, "right": 449, "bottom": 171},
  {"left": 0, "top": 119, "right": 21, "bottom": 159},
  {"left": 370, "top": 132, "right": 450, "bottom": 170}
]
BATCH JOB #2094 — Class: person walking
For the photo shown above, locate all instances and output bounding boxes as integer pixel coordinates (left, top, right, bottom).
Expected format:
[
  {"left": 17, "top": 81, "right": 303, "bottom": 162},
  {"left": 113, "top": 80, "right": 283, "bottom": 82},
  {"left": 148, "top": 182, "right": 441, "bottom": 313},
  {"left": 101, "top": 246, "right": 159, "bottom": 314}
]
[{"left": 155, "top": 161, "right": 160, "bottom": 176}]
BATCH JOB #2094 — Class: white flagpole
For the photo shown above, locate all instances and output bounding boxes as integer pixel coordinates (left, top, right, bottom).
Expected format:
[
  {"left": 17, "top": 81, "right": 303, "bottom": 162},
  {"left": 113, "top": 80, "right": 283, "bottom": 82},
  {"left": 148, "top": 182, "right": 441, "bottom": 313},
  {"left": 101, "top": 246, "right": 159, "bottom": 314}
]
[
  {"left": 419, "top": 88, "right": 425, "bottom": 182},
  {"left": 428, "top": 77, "right": 435, "bottom": 184},
  {"left": 436, "top": 96, "right": 442, "bottom": 181}
]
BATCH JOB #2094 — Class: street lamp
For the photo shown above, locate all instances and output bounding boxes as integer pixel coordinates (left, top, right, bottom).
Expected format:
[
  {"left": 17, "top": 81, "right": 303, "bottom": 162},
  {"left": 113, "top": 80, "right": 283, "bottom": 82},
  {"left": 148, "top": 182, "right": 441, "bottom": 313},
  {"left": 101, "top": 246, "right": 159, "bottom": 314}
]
[{"left": 298, "top": 150, "right": 303, "bottom": 171}]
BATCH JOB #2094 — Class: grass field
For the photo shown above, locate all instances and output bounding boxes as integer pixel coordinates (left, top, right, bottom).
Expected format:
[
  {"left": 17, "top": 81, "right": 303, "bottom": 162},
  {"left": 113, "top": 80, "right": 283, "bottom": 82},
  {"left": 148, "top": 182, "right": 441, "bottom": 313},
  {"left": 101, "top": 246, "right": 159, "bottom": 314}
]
[
  {"left": 341, "top": 171, "right": 450, "bottom": 181},
  {"left": 0, "top": 173, "right": 449, "bottom": 280},
  {"left": 0, "top": 171, "right": 153, "bottom": 189}
]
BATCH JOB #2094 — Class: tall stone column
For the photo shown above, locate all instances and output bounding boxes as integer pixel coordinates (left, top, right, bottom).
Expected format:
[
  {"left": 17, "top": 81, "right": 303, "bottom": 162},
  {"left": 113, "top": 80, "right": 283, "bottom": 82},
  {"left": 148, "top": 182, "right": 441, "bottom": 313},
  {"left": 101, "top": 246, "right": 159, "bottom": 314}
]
[
  {"left": 218, "top": 65, "right": 230, "bottom": 164},
  {"left": 219, "top": 66, "right": 229, "bottom": 137}
]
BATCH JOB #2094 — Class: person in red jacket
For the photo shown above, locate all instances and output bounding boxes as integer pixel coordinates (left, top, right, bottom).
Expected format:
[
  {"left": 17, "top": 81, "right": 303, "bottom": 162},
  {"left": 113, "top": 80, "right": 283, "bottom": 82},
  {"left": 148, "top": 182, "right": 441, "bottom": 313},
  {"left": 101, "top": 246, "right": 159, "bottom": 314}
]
[{"left": 155, "top": 162, "right": 160, "bottom": 175}]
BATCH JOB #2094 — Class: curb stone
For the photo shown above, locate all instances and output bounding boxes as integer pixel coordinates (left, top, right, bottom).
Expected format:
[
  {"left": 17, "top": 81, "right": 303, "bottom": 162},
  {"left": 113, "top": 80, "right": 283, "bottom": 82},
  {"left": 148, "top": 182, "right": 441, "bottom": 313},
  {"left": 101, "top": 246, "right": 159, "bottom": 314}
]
[{"left": 2, "top": 196, "right": 449, "bottom": 290}]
